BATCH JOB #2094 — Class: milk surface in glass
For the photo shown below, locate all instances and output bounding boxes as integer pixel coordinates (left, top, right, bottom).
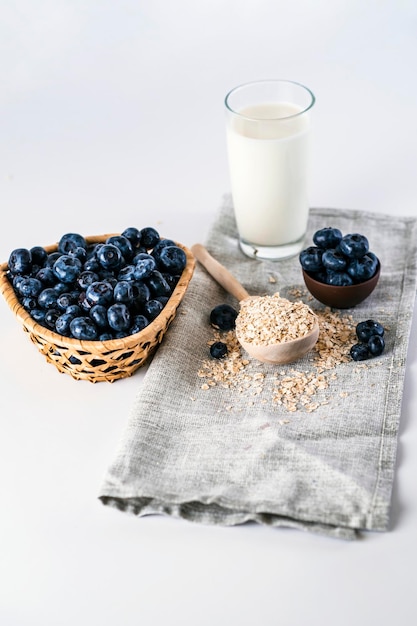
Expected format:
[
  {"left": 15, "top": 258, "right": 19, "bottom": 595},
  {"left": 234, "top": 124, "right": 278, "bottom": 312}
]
[{"left": 226, "top": 101, "right": 311, "bottom": 249}]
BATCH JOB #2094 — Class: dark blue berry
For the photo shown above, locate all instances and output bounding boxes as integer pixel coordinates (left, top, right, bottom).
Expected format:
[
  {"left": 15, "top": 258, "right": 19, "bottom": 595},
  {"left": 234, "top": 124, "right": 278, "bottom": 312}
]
[
  {"left": 38, "top": 288, "right": 59, "bottom": 309},
  {"left": 70, "top": 316, "right": 99, "bottom": 340},
  {"left": 96, "top": 244, "right": 123, "bottom": 270},
  {"left": 55, "top": 312, "right": 75, "bottom": 336},
  {"left": 16, "top": 277, "right": 42, "bottom": 298},
  {"left": 129, "top": 314, "right": 150, "bottom": 334},
  {"left": 85, "top": 281, "right": 114, "bottom": 307},
  {"left": 107, "top": 303, "right": 131, "bottom": 331},
  {"left": 140, "top": 227, "right": 160, "bottom": 249},
  {"left": 30, "top": 246, "right": 48, "bottom": 266},
  {"left": 106, "top": 235, "right": 133, "bottom": 261},
  {"left": 56, "top": 292, "right": 79, "bottom": 311},
  {"left": 117, "top": 265, "right": 136, "bottom": 282},
  {"left": 133, "top": 254, "right": 157, "bottom": 280},
  {"left": 77, "top": 270, "right": 100, "bottom": 290},
  {"left": 299, "top": 246, "right": 324, "bottom": 272},
  {"left": 350, "top": 343, "right": 370, "bottom": 361},
  {"left": 36, "top": 267, "right": 56, "bottom": 286},
  {"left": 210, "top": 304, "right": 238, "bottom": 330},
  {"left": 89, "top": 304, "right": 109, "bottom": 329},
  {"left": 146, "top": 271, "right": 171, "bottom": 297},
  {"left": 44, "top": 308, "right": 60, "bottom": 330},
  {"left": 347, "top": 254, "right": 379, "bottom": 282},
  {"left": 58, "top": 233, "right": 87, "bottom": 254},
  {"left": 322, "top": 249, "right": 347, "bottom": 271},
  {"left": 356, "top": 319, "right": 384, "bottom": 343},
  {"left": 8, "top": 248, "right": 32, "bottom": 275},
  {"left": 143, "top": 299, "right": 164, "bottom": 320},
  {"left": 113, "top": 281, "right": 136, "bottom": 304},
  {"left": 157, "top": 246, "right": 187, "bottom": 275},
  {"left": 53, "top": 255, "right": 82, "bottom": 284},
  {"left": 210, "top": 341, "right": 228, "bottom": 359},
  {"left": 326, "top": 271, "right": 353, "bottom": 286},
  {"left": 313, "top": 227, "right": 343, "bottom": 249},
  {"left": 368, "top": 334, "right": 385, "bottom": 356},
  {"left": 339, "top": 233, "right": 369, "bottom": 259},
  {"left": 122, "top": 227, "right": 142, "bottom": 248}
]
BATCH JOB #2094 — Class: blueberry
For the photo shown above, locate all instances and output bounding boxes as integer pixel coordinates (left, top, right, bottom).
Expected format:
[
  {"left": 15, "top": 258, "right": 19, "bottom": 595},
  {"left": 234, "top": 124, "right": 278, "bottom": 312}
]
[
  {"left": 106, "top": 235, "right": 133, "bottom": 261},
  {"left": 322, "top": 249, "right": 347, "bottom": 271},
  {"left": 368, "top": 334, "right": 385, "bottom": 356},
  {"left": 339, "top": 233, "right": 369, "bottom": 259},
  {"left": 122, "top": 227, "right": 142, "bottom": 248},
  {"left": 132, "top": 281, "right": 151, "bottom": 307},
  {"left": 89, "top": 304, "right": 109, "bottom": 329},
  {"left": 210, "top": 341, "right": 228, "bottom": 359},
  {"left": 129, "top": 314, "right": 150, "bottom": 334},
  {"left": 326, "top": 271, "right": 353, "bottom": 286},
  {"left": 157, "top": 246, "right": 187, "bottom": 275},
  {"left": 22, "top": 296, "right": 38, "bottom": 311},
  {"left": 113, "top": 280, "right": 136, "bottom": 304},
  {"left": 55, "top": 312, "right": 75, "bottom": 336},
  {"left": 143, "top": 299, "right": 164, "bottom": 320},
  {"left": 53, "top": 282, "right": 69, "bottom": 295},
  {"left": 133, "top": 254, "right": 157, "bottom": 280},
  {"left": 58, "top": 233, "right": 87, "bottom": 255},
  {"left": 16, "top": 277, "right": 42, "bottom": 298},
  {"left": 30, "top": 246, "right": 48, "bottom": 266},
  {"left": 77, "top": 270, "right": 100, "bottom": 290},
  {"left": 53, "top": 254, "right": 82, "bottom": 284},
  {"left": 85, "top": 281, "right": 114, "bottom": 307},
  {"left": 117, "top": 264, "right": 136, "bottom": 282},
  {"left": 99, "top": 333, "right": 113, "bottom": 341},
  {"left": 69, "top": 246, "right": 88, "bottom": 264},
  {"left": 56, "top": 292, "right": 79, "bottom": 311},
  {"left": 299, "top": 246, "right": 324, "bottom": 273},
  {"left": 8, "top": 248, "right": 32, "bottom": 275},
  {"left": 313, "top": 227, "right": 343, "bottom": 249},
  {"left": 210, "top": 304, "right": 238, "bottom": 330},
  {"left": 107, "top": 303, "right": 131, "bottom": 331},
  {"left": 44, "top": 308, "right": 60, "bottom": 330},
  {"left": 70, "top": 316, "right": 99, "bottom": 340},
  {"left": 140, "top": 227, "right": 160, "bottom": 249},
  {"left": 96, "top": 244, "right": 123, "bottom": 271},
  {"left": 66, "top": 304, "right": 82, "bottom": 317},
  {"left": 146, "top": 271, "right": 171, "bottom": 297},
  {"left": 31, "top": 308, "right": 46, "bottom": 324},
  {"left": 151, "top": 239, "right": 176, "bottom": 261},
  {"left": 356, "top": 319, "right": 384, "bottom": 343},
  {"left": 36, "top": 267, "right": 56, "bottom": 287},
  {"left": 83, "top": 256, "right": 100, "bottom": 273},
  {"left": 347, "top": 253, "right": 379, "bottom": 282},
  {"left": 38, "top": 288, "right": 59, "bottom": 309},
  {"left": 350, "top": 343, "right": 370, "bottom": 361},
  {"left": 45, "top": 252, "right": 61, "bottom": 268}
]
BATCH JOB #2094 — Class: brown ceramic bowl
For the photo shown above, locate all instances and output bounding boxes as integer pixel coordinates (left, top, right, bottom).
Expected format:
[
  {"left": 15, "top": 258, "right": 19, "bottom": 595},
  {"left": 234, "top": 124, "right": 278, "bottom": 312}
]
[{"left": 302, "top": 262, "right": 381, "bottom": 309}]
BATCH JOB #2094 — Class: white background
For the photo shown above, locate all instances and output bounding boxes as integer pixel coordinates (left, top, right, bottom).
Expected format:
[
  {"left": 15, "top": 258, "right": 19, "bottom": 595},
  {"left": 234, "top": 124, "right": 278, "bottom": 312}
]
[{"left": 1, "top": 1, "right": 416, "bottom": 625}]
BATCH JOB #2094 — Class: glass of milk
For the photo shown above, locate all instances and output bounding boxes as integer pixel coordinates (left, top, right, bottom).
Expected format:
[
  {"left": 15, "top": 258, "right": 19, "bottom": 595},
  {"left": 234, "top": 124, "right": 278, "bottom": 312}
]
[{"left": 225, "top": 80, "right": 315, "bottom": 260}]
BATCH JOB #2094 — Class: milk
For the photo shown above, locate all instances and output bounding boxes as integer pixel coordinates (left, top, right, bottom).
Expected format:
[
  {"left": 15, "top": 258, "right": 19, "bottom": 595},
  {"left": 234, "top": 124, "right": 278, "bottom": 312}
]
[{"left": 226, "top": 102, "right": 311, "bottom": 249}]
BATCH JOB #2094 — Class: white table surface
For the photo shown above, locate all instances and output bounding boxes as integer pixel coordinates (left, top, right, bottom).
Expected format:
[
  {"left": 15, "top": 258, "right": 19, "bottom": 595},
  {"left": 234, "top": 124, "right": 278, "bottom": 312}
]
[{"left": 1, "top": 2, "right": 417, "bottom": 625}]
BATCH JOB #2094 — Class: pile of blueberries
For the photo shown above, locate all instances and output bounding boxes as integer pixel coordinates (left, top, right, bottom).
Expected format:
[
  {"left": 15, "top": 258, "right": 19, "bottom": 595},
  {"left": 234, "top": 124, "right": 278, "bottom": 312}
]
[
  {"left": 350, "top": 319, "right": 385, "bottom": 361},
  {"left": 6, "top": 227, "right": 187, "bottom": 341},
  {"left": 299, "top": 227, "right": 379, "bottom": 285}
]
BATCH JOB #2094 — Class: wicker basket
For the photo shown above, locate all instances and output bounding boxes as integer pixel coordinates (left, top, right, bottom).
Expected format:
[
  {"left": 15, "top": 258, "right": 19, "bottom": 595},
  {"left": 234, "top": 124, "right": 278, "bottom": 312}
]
[{"left": 0, "top": 235, "right": 195, "bottom": 383}]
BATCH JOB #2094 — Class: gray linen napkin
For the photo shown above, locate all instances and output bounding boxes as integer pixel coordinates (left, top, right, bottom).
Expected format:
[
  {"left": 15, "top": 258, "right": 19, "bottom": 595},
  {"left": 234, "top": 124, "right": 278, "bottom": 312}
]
[{"left": 99, "top": 195, "right": 417, "bottom": 540}]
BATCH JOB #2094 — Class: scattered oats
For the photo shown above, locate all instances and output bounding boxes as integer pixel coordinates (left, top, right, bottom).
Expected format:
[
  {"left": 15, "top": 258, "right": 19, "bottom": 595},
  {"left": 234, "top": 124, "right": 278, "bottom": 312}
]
[
  {"left": 340, "top": 391, "right": 349, "bottom": 398},
  {"left": 201, "top": 383, "right": 210, "bottom": 390},
  {"left": 279, "top": 419, "right": 291, "bottom": 425},
  {"left": 268, "top": 275, "right": 277, "bottom": 283}
]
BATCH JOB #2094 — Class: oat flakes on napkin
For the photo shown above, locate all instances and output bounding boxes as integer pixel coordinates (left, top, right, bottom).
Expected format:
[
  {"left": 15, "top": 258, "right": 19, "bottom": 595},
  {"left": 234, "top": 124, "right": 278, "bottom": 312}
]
[{"left": 99, "top": 196, "right": 417, "bottom": 540}]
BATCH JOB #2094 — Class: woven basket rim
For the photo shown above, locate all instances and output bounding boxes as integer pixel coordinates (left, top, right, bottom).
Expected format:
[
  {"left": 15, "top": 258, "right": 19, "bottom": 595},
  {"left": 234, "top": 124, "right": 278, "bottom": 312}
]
[{"left": 0, "top": 234, "right": 195, "bottom": 352}]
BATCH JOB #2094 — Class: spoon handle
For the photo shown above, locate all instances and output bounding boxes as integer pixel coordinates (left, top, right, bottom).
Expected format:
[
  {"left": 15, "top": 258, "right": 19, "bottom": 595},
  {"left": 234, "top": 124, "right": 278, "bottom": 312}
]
[{"left": 191, "top": 244, "right": 251, "bottom": 302}]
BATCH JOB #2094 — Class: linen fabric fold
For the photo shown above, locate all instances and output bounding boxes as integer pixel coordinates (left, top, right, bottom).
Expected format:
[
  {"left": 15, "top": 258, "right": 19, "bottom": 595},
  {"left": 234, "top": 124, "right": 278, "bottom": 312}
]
[{"left": 99, "top": 196, "right": 417, "bottom": 540}]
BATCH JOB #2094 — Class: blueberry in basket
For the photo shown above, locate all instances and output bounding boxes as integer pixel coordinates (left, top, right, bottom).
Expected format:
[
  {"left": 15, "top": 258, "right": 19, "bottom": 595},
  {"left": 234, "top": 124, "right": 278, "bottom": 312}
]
[
  {"left": 0, "top": 225, "right": 195, "bottom": 383},
  {"left": 300, "top": 227, "right": 381, "bottom": 308}
]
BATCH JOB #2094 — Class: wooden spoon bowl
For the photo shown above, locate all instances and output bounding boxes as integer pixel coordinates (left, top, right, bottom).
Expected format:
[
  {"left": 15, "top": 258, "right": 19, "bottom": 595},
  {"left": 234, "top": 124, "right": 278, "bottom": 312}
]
[{"left": 191, "top": 244, "right": 319, "bottom": 365}]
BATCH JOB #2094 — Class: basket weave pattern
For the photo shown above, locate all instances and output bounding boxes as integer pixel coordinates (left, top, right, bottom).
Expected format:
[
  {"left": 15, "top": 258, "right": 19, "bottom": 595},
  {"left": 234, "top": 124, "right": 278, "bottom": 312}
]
[{"left": 0, "top": 235, "right": 195, "bottom": 383}]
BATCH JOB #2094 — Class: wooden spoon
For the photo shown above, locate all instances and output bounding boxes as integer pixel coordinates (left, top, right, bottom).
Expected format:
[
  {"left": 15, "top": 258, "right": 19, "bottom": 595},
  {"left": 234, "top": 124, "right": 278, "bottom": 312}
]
[{"left": 191, "top": 243, "right": 319, "bottom": 364}]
